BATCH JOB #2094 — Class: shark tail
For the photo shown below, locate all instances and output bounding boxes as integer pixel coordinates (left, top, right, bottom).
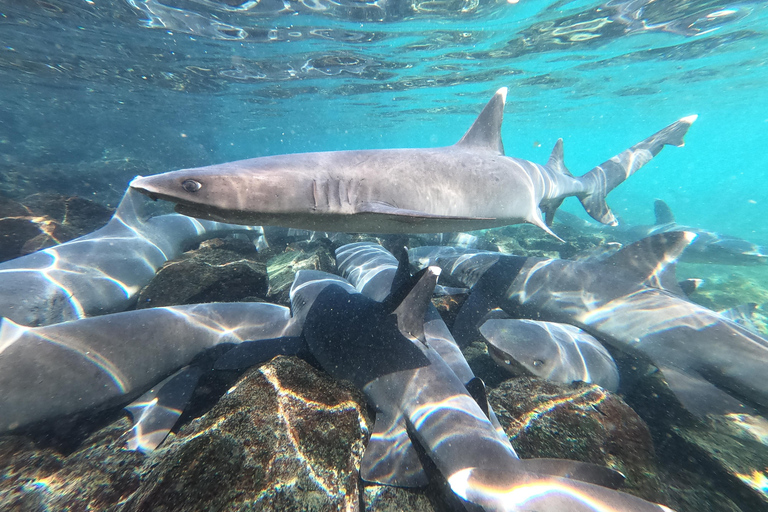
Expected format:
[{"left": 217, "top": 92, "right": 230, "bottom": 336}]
[{"left": 576, "top": 115, "right": 697, "bottom": 226}]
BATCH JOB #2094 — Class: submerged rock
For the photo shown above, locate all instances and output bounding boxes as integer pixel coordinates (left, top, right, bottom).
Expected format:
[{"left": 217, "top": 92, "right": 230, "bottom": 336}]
[
  {"left": 0, "top": 193, "right": 113, "bottom": 262},
  {"left": 136, "top": 238, "right": 268, "bottom": 308},
  {"left": 0, "top": 357, "right": 371, "bottom": 511},
  {"left": 266, "top": 240, "right": 336, "bottom": 305},
  {"left": 619, "top": 355, "right": 768, "bottom": 512},
  {"left": 22, "top": 193, "right": 114, "bottom": 235},
  {"left": 124, "top": 357, "right": 369, "bottom": 511},
  {"left": 489, "top": 377, "right": 665, "bottom": 503}
]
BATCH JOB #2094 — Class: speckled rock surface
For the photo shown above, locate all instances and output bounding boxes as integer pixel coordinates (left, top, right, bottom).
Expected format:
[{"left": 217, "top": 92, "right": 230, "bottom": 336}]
[
  {"left": 136, "top": 238, "right": 268, "bottom": 308},
  {"left": 266, "top": 240, "right": 336, "bottom": 305},
  {"left": 0, "top": 357, "right": 373, "bottom": 512},
  {"left": 618, "top": 355, "right": 768, "bottom": 512},
  {"left": 489, "top": 377, "right": 664, "bottom": 500}
]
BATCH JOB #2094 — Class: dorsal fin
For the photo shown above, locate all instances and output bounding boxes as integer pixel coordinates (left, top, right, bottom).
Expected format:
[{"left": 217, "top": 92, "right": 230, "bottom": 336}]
[
  {"left": 465, "top": 377, "right": 490, "bottom": 419},
  {"left": 389, "top": 247, "right": 412, "bottom": 296},
  {"left": 719, "top": 303, "right": 760, "bottom": 333},
  {"left": 654, "top": 199, "right": 675, "bottom": 224},
  {"left": 601, "top": 231, "right": 696, "bottom": 292},
  {"left": 545, "top": 139, "right": 572, "bottom": 177},
  {"left": 678, "top": 278, "right": 703, "bottom": 296},
  {"left": 0, "top": 317, "right": 28, "bottom": 353},
  {"left": 391, "top": 266, "right": 440, "bottom": 342},
  {"left": 455, "top": 88, "right": 507, "bottom": 154}
]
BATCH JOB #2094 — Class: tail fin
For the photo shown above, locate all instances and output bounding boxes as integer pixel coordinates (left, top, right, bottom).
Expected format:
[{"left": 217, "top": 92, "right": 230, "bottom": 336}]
[{"left": 578, "top": 115, "right": 697, "bottom": 226}]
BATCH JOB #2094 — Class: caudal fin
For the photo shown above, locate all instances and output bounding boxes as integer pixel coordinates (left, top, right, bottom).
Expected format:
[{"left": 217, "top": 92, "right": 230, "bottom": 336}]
[{"left": 578, "top": 115, "right": 697, "bottom": 226}]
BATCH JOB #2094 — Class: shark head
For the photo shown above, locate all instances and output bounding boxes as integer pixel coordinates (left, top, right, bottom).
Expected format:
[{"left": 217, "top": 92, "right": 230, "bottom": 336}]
[{"left": 129, "top": 154, "right": 322, "bottom": 225}]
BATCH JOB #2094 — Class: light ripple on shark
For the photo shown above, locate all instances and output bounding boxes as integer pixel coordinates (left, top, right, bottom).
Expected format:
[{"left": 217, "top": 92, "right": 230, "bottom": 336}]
[
  {"left": 0, "top": 302, "right": 298, "bottom": 433},
  {"left": 299, "top": 262, "right": 675, "bottom": 511},
  {"left": 0, "top": 187, "right": 261, "bottom": 327}
]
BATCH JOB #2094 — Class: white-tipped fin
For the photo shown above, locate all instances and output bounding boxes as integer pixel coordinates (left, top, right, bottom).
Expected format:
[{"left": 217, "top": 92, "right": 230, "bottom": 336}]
[{"left": 455, "top": 88, "right": 507, "bottom": 155}]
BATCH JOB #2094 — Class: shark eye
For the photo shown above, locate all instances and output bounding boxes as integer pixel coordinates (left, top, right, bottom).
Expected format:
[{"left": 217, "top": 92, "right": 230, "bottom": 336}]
[
  {"left": 182, "top": 179, "right": 202, "bottom": 193},
  {"left": 532, "top": 359, "right": 544, "bottom": 367}
]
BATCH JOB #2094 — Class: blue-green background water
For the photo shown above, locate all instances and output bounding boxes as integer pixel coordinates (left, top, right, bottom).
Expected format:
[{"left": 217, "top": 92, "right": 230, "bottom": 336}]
[{"left": 1, "top": 0, "right": 766, "bottom": 242}]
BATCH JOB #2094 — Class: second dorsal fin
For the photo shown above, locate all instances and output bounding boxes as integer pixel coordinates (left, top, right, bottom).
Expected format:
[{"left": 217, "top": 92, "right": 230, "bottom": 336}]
[{"left": 454, "top": 88, "right": 507, "bottom": 155}]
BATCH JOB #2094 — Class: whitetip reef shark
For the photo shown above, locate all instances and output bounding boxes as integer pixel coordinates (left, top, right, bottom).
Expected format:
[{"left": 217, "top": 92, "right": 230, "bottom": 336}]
[
  {"left": 129, "top": 88, "right": 696, "bottom": 235},
  {"left": 298, "top": 262, "right": 675, "bottom": 511},
  {"left": 557, "top": 199, "right": 768, "bottom": 265},
  {"left": 0, "top": 187, "right": 260, "bottom": 327},
  {"left": 0, "top": 302, "right": 299, "bottom": 434},
  {"left": 410, "top": 233, "right": 768, "bottom": 422},
  {"left": 479, "top": 317, "right": 620, "bottom": 392}
]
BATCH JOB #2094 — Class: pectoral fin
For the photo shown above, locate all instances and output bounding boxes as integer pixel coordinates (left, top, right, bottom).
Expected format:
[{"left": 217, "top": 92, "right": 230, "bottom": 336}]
[
  {"left": 360, "top": 411, "right": 428, "bottom": 487},
  {"left": 357, "top": 202, "right": 493, "bottom": 223},
  {"left": 124, "top": 366, "right": 203, "bottom": 453}
]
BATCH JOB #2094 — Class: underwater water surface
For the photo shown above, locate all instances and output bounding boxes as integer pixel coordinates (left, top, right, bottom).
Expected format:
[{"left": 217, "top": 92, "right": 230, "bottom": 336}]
[{"left": 2, "top": 0, "right": 768, "bottom": 511}]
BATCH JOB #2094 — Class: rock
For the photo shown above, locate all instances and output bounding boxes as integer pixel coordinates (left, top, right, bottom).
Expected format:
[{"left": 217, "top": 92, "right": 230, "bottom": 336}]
[
  {"left": 0, "top": 357, "right": 372, "bottom": 511},
  {"left": 618, "top": 353, "right": 768, "bottom": 512},
  {"left": 136, "top": 240, "right": 268, "bottom": 308},
  {"left": 0, "top": 417, "right": 144, "bottom": 511},
  {"left": 19, "top": 220, "right": 81, "bottom": 255},
  {"left": 266, "top": 240, "right": 336, "bottom": 305},
  {"left": 0, "top": 193, "right": 113, "bottom": 262},
  {"left": 0, "top": 194, "right": 32, "bottom": 217},
  {"left": 22, "top": 193, "right": 114, "bottom": 235},
  {"left": 489, "top": 377, "right": 665, "bottom": 503},
  {"left": 124, "top": 356, "right": 369, "bottom": 511},
  {"left": 363, "top": 485, "right": 442, "bottom": 511},
  {"left": 0, "top": 217, "right": 48, "bottom": 262}
]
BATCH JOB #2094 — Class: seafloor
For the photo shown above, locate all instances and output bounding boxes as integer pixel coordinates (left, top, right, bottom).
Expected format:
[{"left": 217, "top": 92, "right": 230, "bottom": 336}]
[{"left": 1, "top": 188, "right": 767, "bottom": 512}]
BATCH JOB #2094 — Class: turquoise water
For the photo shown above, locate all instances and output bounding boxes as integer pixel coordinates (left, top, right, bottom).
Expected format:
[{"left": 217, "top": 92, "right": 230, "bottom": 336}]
[{"left": 2, "top": 0, "right": 766, "bottom": 241}]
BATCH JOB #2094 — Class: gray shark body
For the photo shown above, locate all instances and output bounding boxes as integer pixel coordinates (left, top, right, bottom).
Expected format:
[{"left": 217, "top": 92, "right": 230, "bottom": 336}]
[
  {"left": 0, "top": 188, "right": 260, "bottom": 326},
  {"left": 412, "top": 234, "right": 768, "bottom": 418},
  {"left": 299, "top": 265, "right": 674, "bottom": 511},
  {"left": 0, "top": 302, "right": 297, "bottom": 433},
  {"left": 557, "top": 199, "right": 767, "bottom": 265},
  {"left": 130, "top": 89, "right": 695, "bottom": 235}
]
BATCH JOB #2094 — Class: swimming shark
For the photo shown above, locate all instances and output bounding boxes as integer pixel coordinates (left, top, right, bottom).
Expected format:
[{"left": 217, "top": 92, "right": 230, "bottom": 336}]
[
  {"left": 556, "top": 199, "right": 768, "bottom": 265},
  {"left": 129, "top": 88, "right": 695, "bottom": 235},
  {"left": 410, "top": 234, "right": 768, "bottom": 420},
  {"left": 0, "top": 302, "right": 298, "bottom": 433},
  {"left": 0, "top": 188, "right": 260, "bottom": 327},
  {"left": 299, "top": 264, "right": 675, "bottom": 511},
  {"left": 479, "top": 317, "right": 620, "bottom": 392}
]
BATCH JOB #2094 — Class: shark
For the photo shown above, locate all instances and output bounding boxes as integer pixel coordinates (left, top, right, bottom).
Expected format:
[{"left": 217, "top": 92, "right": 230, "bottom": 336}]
[
  {"left": 410, "top": 233, "right": 768, "bottom": 420},
  {"left": 0, "top": 301, "right": 298, "bottom": 433},
  {"left": 298, "top": 262, "right": 675, "bottom": 511},
  {"left": 129, "top": 88, "right": 695, "bottom": 235},
  {"left": 479, "top": 317, "right": 620, "bottom": 392},
  {"left": 335, "top": 241, "right": 514, "bottom": 484},
  {"left": 556, "top": 199, "right": 768, "bottom": 265},
  {"left": 0, "top": 187, "right": 260, "bottom": 327}
]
